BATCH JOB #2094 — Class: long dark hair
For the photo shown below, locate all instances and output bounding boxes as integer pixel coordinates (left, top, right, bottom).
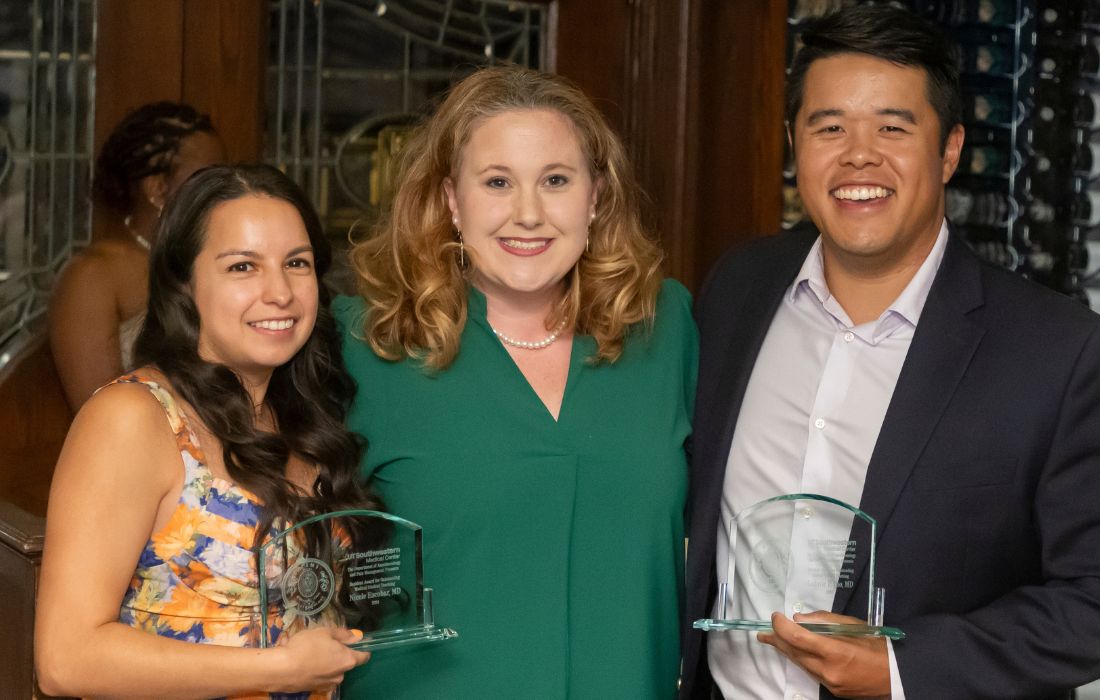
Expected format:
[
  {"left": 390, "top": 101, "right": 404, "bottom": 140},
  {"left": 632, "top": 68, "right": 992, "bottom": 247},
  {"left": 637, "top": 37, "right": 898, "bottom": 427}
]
[
  {"left": 94, "top": 101, "right": 216, "bottom": 213},
  {"left": 133, "top": 164, "right": 380, "bottom": 556}
]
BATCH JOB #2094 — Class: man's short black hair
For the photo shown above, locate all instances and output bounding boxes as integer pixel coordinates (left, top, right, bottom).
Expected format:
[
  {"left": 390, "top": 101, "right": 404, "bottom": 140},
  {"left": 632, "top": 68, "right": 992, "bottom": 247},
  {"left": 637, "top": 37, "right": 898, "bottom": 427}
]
[{"left": 785, "top": 4, "right": 963, "bottom": 152}]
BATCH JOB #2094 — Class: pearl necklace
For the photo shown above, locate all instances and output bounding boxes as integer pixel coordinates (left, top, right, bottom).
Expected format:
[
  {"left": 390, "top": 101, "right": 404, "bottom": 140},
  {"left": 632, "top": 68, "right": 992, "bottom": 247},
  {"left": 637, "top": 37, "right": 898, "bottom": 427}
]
[
  {"left": 124, "top": 215, "right": 151, "bottom": 251},
  {"left": 491, "top": 320, "right": 568, "bottom": 350}
]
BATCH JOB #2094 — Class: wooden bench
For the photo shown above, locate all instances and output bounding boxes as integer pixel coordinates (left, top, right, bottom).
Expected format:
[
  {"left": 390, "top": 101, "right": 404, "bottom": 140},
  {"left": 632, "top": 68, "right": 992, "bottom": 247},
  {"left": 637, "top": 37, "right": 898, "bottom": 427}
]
[{"left": 0, "top": 325, "right": 73, "bottom": 698}]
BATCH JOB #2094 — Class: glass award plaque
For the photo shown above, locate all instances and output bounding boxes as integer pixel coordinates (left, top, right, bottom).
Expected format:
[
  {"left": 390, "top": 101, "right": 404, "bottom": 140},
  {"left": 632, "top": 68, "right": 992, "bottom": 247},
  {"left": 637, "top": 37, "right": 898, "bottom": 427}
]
[
  {"left": 694, "top": 493, "right": 904, "bottom": 640},
  {"left": 258, "top": 509, "right": 457, "bottom": 650}
]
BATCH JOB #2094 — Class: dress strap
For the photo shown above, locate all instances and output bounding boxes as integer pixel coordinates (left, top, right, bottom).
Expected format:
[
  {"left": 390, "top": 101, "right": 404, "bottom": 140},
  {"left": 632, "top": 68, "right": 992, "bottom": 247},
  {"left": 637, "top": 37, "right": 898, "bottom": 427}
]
[
  {"left": 113, "top": 372, "right": 180, "bottom": 426},
  {"left": 109, "top": 371, "right": 268, "bottom": 511},
  {"left": 108, "top": 371, "right": 209, "bottom": 477}
]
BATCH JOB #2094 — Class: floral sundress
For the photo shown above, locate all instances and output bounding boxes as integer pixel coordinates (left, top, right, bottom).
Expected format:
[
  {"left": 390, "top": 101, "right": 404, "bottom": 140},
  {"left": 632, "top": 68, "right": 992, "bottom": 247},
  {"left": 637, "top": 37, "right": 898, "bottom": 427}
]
[{"left": 114, "top": 373, "right": 336, "bottom": 700}]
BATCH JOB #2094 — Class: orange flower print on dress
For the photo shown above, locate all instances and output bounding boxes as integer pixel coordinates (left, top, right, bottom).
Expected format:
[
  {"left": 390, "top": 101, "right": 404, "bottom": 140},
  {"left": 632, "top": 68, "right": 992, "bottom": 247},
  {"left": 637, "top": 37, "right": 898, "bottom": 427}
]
[{"left": 112, "top": 374, "right": 336, "bottom": 700}]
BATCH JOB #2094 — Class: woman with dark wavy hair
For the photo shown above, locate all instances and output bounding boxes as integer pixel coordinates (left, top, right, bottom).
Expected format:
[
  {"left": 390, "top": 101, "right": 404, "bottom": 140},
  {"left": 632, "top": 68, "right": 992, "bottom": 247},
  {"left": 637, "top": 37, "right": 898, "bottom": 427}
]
[
  {"left": 36, "top": 165, "right": 376, "bottom": 698},
  {"left": 338, "top": 66, "right": 696, "bottom": 698}
]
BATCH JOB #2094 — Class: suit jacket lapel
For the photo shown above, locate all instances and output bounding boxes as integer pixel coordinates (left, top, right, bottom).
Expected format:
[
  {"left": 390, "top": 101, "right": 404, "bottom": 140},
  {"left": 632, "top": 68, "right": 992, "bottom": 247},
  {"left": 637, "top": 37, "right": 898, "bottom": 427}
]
[{"left": 833, "top": 231, "right": 986, "bottom": 615}]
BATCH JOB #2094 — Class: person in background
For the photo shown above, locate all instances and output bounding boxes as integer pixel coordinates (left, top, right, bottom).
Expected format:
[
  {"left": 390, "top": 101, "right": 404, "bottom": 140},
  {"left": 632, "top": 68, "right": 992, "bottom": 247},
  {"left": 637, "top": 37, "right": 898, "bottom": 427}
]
[
  {"left": 36, "top": 165, "right": 375, "bottom": 698},
  {"left": 335, "top": 66, "right": 696, "bottom": 698},
  {"left": 49, "top": 101, "right": 225, "bottom": 411},
  {"left": 682, "top": 5, "right": 1100, "bottom": 699}
]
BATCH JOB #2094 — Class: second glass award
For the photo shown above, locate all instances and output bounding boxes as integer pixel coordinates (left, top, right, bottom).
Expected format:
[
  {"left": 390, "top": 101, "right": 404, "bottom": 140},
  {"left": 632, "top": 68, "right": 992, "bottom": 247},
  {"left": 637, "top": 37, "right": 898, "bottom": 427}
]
[
  {"left": 257, "top": 509, "right": 457, "bottom": 650},
  {"left": 694, "top": 493, "right": 904, "bottom": 640}
]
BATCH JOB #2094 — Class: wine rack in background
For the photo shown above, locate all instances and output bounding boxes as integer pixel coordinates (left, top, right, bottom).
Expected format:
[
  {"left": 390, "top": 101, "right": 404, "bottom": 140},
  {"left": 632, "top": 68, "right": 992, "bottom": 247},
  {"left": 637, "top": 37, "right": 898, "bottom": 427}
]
[{"left": 784, "top": 0, "right": 1100, "bottom": 308}]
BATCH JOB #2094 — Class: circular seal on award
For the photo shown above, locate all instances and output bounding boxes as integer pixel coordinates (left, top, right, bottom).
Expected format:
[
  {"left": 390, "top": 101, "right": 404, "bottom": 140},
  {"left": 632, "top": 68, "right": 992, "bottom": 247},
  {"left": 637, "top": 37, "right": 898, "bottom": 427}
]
[
  {"left": 282, "top": 557, "right": 335, "bottom": 616},
  {"left": 748, "top": 537, "right": 788, "bottom": 595}
]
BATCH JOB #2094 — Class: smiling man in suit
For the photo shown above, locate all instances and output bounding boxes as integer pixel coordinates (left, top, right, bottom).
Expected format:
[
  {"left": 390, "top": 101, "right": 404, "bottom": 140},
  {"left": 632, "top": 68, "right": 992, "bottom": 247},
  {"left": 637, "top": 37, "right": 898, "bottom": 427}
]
[{"left": 681, "top": 5, "right": 1100, "bottom": 699}]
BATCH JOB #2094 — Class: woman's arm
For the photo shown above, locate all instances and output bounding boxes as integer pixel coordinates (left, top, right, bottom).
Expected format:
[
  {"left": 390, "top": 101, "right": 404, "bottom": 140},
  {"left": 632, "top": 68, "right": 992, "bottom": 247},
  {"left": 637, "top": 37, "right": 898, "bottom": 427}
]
[
  {"left": 34, "top": 383, "right": 368, "bottom": 698},
  {"left": 48, "top": 252, "right": 125, "bottom": 410}
]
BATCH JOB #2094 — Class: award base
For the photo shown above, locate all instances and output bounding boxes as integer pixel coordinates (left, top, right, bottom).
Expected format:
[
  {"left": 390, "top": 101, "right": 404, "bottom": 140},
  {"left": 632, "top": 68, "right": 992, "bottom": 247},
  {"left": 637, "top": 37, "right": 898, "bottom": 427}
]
[
  {"left": 351, "top": 624, "right": 458, "bottom": 650},
  {"left": 694, "top": 617, "right": 905, "bottom": 640},
  {"left": 706, "top": 494, "right": 906, "bottom": 643},
  {"left": 350, "top": 587, "right": 458, "bottom": 650}
]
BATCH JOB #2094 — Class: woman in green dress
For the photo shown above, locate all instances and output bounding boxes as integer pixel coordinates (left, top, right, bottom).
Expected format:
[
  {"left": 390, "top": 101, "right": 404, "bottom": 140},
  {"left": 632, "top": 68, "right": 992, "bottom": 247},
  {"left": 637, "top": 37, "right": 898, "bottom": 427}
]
[{"left": 335, "top": 66, "right": 696, "bottom": 698}]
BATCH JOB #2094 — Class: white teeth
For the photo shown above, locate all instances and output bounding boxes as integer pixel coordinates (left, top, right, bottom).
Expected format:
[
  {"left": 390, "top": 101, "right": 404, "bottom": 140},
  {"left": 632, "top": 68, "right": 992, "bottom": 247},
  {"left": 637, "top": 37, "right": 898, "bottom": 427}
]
[
  {"left": 832, "top": 186, "right": 892, "bottom": 201},
  {"left": 251, "top": 319, "right": 295, "bottom": 330},
  {"left": 501, "top": 238, "right": 548, "bottom": 250}
]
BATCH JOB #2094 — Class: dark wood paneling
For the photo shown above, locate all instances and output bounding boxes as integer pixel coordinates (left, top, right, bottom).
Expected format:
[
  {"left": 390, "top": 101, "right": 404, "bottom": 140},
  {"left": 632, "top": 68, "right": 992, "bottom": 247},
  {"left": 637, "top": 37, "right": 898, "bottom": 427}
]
[
  {"left": 551, "top": 0, "right": 787, "bottom": 292},
  {"left": 92, "top": 0, "right": 266, "bottom": 239},
  {"left": 93, "top": 0, "right": 185, "bottom": 152},
  {"left": 551, "top": 1, "right": 630, "bottom": 132},
  {"left": 553, "top": 0, "right": 700, "bottom": 287},
  {"left": 0, "top": 331, "right": 71, "bottom": 519},
  {"left": 623, "top": 0, "right": 698, "bottom": 290},
  {"left": 182, "top": 0, "right": 267, "bottom": 162},
  {"left": 92, "top": 0, "right": 185, "bottom": 242},
  {"left": 691, "top": 1, "right": 787, "bottom": 287},
  {"left": 95, "top": 0, "right": 265, "bottom": 164}
]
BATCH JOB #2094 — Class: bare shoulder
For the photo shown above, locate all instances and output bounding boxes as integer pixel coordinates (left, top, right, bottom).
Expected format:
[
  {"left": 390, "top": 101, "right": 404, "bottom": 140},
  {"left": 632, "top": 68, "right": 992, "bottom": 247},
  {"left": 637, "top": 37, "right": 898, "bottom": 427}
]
[
  {"left": 64, "top": 379, "right": 178, "bottom": 471},
  {"left": 85, "top": 376, "right": 157, "bottom": 405},
  {"left": 57, "top": 239, "right": 142, "bottom": 283},
  {"left": 51, "top": 244, "right": 126, "bottom": 305},
  {"left": 50, "top": 239, "right": 148, "bottom": 330},
  {"left": 43, "top": 380, "right": 182, "bottom": 536}
]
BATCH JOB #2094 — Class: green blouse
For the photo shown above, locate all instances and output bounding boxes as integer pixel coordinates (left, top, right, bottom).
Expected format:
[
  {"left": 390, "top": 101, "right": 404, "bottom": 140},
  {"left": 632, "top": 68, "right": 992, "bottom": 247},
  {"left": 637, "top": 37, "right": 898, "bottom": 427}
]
[{"left": 334, "top": 279, "right": 697, "bottom": 699}]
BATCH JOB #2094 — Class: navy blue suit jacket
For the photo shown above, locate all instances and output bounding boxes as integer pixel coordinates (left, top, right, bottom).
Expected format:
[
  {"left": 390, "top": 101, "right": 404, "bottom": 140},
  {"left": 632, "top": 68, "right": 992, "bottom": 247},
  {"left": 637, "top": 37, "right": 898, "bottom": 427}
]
[{"left": 681, "top": 225, "right": 1100, "bottom": 699}]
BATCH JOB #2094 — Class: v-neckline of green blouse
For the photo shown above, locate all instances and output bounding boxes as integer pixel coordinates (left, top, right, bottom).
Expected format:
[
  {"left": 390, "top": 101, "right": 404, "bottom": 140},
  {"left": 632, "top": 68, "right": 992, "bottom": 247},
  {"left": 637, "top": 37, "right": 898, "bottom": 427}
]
[{"left": 464, "top": 285, "right": 596, "bottom": 427}]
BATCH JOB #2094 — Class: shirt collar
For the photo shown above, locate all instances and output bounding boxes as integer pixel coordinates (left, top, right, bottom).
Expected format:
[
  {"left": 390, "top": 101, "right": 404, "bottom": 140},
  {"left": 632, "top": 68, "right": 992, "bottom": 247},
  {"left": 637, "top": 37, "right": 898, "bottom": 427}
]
[
  {"left": 789, "top": 219, "right": 949, "bottom": 337},
  {"left": 886, "top": 219, "right": 949, "bottom": 326}
]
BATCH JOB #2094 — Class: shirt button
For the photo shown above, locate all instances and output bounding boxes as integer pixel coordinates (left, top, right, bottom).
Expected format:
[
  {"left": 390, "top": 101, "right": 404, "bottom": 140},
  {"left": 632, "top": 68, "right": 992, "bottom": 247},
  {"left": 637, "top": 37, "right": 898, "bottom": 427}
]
[
  {"left": 843, "top": 331, "right": 855, "bottom": 342},
  {"left": 793, "top": 601, "right": 803, "bottom": 613},
  {"left": 814, "top": 418, "right": 826, "bottom": 429},
  {"left": 800, "top": 507, "right": 814, "bottom": 519},
  {"left": 793, "top": 694, "right": 804, "bottom": 700}
]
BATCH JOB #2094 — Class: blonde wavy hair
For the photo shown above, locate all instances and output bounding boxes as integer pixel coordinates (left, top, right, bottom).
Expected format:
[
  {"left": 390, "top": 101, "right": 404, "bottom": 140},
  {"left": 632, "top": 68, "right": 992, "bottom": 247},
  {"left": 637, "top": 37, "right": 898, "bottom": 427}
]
[{"left": 351, "top": 65, "right": 664, "bottom": 369}]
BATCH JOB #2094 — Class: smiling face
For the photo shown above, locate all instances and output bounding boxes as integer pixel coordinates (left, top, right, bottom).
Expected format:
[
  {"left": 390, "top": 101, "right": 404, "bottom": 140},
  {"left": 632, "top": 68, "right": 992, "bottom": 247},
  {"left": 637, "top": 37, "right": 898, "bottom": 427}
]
[
  {"left": 191, "top": 194, "right": 318, "bottom": 389},
  {"left": 793, "top": 53, "right": 963, "bottom": 274},
  {"left": 443, "top": 108, "right": 598, "bottom": 306}
]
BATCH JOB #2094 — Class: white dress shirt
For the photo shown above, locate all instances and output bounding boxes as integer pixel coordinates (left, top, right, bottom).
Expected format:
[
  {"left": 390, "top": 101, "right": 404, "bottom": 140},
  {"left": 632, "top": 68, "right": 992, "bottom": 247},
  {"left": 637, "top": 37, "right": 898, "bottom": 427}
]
[{"left": 708, "top": 221, "right": 949, "bottom": 699}]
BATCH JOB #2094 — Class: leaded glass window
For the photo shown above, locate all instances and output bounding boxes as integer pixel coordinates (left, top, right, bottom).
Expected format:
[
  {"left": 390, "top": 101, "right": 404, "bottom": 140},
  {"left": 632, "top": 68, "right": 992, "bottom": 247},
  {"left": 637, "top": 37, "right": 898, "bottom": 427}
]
[
  {"left": 0, "top": 0, "right": 96, "bottom": 372},
  {"left": 266, "top": 0, "right": 548, "bottom": 253}
]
